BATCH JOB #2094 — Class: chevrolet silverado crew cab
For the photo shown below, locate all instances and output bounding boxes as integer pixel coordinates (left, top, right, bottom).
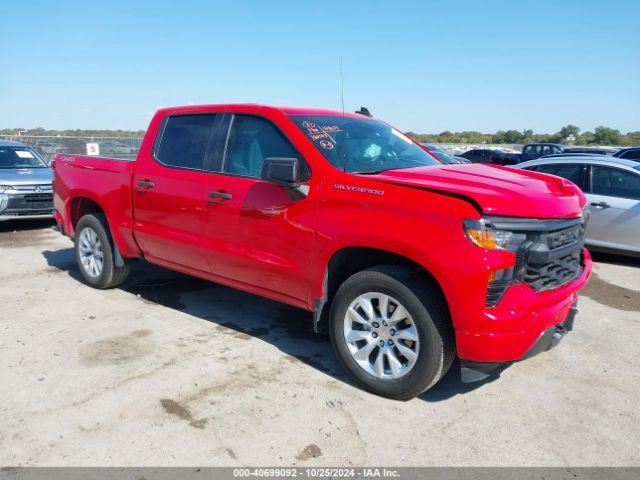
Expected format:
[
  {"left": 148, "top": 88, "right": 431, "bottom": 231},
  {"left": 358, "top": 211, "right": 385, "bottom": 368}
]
[{"left": 53, "top": 104, "right": 592, "bottom": 400}]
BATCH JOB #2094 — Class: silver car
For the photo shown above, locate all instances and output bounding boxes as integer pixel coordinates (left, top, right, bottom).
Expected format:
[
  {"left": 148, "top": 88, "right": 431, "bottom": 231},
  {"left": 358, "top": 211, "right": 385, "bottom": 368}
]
[
  {"left": 515, "top": 156, "right": 640, "bottom": 257},
  {"left": 0, "top": 140, "right": 53, "bottom": 220}
]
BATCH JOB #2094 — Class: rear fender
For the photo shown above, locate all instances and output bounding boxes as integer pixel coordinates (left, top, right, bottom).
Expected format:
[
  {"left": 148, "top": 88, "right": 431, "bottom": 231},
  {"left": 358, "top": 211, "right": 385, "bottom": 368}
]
[{"left": 65, "top": 190, "right": 137, "bottom": 261}]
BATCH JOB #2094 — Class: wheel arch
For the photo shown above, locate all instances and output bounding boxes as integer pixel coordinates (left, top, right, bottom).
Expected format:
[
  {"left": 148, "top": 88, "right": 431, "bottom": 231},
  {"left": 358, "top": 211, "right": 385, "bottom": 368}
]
[
  {"left": 68, "top": 195, "right": 104, "bottom": 235},
  {"left": 313, "top": 246, "right": 451, "bottom": 333},
  {"left": 67, "top": 196, "right": 126, "bottom": 267}
]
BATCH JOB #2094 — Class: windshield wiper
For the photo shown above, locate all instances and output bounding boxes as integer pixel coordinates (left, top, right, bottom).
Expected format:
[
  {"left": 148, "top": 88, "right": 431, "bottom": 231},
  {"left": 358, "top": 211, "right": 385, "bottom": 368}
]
[{"left": 352, "top": 169, "right": 388, "bottom": 175}]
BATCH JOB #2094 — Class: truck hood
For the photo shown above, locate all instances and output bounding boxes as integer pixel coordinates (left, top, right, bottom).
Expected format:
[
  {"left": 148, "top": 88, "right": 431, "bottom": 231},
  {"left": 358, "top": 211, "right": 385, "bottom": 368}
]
[
  {"left": 372, "top": 164, "right": 585, "bottom": 218},
  {"left": 0, "top": 167, "right": 53, "bottom": 185}
]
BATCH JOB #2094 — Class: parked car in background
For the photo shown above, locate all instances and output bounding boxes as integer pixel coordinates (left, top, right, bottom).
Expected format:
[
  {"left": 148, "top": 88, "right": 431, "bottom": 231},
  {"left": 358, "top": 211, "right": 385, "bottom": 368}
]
[
  {"left": 420, "top": 143, "right": 448, "bottom": 154},
  {"left": 52, "top": 103, "right": 591, "bottom": 399},
  {"left": 0, "top": 140, "right": 53, "bottom": 220},
  {"left": 564, "top": 147, "right": 614, "bottom": 155},
  {"left": 540, "top": 153, "right": 604, "bottom": 160},
  {"left": 457, "top": 148, "right": 520, "bottom": 165},
  {"left": 613, "top": 147, "right": 640, "bottom": 160},
  {"left": 523, "top": 143, "right": 615, "bottom": 162},
  {"left": 522, "top": 143, "right": 565, "bottom": 161},
  {"left": 420, "top": 144, "right": 470, "bottom": 164},
  {"left": 516, "top": 156, "right": 640, "bottom": 257}
]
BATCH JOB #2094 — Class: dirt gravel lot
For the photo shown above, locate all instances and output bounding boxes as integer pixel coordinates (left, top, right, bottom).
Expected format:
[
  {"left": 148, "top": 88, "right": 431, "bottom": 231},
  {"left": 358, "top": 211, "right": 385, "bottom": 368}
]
[{"left": 1, "top": 219, "right": 639, "bottom": 466}]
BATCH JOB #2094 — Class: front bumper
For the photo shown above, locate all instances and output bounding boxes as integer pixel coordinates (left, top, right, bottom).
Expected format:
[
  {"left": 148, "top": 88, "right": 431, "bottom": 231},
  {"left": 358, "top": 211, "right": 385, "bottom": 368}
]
[
  {"left": 0, "top": 214, "right": 54, "bottom": 221},
  {"left": 460, "top": 302, "right": 578, "bottom": 382},
  {"left": 456, "top": 248, "right": 592, "bottom": 367}
]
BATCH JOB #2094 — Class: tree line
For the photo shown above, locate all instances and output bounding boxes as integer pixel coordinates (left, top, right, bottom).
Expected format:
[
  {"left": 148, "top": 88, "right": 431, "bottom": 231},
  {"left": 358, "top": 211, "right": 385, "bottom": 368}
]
[
  {"left": 406, "top": 125, "right": 639, "bottom": 145},
  {"left": 2, "top": 125, "right": 638, "bottom": 146}
]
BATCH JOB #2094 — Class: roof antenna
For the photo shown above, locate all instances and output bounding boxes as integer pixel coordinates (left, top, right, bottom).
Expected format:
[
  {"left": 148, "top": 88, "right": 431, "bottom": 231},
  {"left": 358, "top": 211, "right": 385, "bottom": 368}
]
[
  {"left": 340, "top": 56, "right": 345, "bottom": 117},
  {"left": 355, "top": 106, "right": 372, "bottom": 117}
]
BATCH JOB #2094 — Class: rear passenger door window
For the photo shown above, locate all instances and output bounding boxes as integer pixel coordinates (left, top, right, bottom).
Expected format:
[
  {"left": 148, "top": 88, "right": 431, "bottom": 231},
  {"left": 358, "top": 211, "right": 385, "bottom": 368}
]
[
  {"left": 155, "top": 114, "right": 219, "bottom": 170},
  {"left": 222, "top": 115, "right": 299, "bottom": 177}
]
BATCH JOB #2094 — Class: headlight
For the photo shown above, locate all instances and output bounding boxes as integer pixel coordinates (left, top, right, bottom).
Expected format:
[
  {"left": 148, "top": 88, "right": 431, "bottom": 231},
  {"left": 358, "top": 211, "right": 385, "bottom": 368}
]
[
  {"left": 464, "top": 218, "right": 528, "bottom": 306},
  {"left": 0, "top": 185, "right": 13, "bottom": 193},
  {"left": 463, "top": 219, "right": 527, "bottom": 251},
  {"left": 0, "top": 193, "right": 8, "bottom": 213}
]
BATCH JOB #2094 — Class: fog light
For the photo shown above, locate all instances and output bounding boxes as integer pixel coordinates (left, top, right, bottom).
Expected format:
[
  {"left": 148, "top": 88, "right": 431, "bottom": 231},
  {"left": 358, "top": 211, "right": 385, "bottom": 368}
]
[{"left": 486, "top": 266, "right": 514, "bottom": 307}]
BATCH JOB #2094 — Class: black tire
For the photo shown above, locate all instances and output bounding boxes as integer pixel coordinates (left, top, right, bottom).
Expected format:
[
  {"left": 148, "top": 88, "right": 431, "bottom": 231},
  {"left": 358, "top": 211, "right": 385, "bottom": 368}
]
[
  {"left": 329, "top": 265, "right": 454, "bottom": 400},
  {"left": 74, "top": 213, "right": 130, "bottom": 289}
]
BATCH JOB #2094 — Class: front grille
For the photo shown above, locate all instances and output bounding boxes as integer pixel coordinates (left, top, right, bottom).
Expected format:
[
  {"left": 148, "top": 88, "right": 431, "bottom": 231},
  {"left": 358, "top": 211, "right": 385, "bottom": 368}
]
[
  {"left": 516, "top": 223, "right": 584, "bottom": 292},
  {"left": 4, "top": 193, "right": 54, "bottom": 213},
  {"left": 523, "top": 249, "right": 582, "bottom": 291},
  {"left": 24, "top": 193, "right": 54, "bottom": 204},
  {"left": 483, "top": 216, "right": 586, "bottom": 306}
]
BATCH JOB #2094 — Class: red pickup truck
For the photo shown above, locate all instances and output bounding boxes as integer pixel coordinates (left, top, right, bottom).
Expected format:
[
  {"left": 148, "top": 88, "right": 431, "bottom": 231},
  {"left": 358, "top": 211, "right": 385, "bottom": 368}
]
[{"left": 52, "top": 104, "right": 591, "bottom": 400}]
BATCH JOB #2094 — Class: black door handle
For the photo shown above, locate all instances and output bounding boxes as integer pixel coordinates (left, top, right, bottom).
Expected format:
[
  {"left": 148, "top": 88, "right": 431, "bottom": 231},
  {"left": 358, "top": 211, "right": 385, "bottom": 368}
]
[
  {"left": 208, "top": 191, "right": 232, "bottom": 200},
  {"left": 590, "top": 201, "right": 610, "bottom": 208},
  {"left": 137, "top": 180, "right": 155, "bottom": 189}
]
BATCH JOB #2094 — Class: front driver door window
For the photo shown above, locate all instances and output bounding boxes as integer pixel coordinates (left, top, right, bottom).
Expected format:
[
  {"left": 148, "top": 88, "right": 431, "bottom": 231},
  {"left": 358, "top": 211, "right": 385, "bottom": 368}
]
[{"left": 222, "top": 115, "right": 299, "bottom": 177}]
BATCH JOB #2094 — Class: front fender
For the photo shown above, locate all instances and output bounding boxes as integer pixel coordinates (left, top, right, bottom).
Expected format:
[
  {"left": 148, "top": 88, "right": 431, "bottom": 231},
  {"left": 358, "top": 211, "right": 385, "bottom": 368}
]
[{"left": 309, "top": 191, "right": 484, "bottom": 331}]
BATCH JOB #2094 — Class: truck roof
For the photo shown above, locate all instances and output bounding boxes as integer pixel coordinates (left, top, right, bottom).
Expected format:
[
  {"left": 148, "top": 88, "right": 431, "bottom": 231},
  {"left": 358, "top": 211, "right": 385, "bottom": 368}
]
[{"left": 157, "top": 103, "right": 368, "bottom": 119}]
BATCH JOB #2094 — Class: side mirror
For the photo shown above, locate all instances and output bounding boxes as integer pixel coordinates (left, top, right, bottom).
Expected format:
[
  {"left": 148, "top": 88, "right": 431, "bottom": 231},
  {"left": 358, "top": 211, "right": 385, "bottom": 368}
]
[{"left": 262, "top": 157, "right": 300, "bottom": 188}]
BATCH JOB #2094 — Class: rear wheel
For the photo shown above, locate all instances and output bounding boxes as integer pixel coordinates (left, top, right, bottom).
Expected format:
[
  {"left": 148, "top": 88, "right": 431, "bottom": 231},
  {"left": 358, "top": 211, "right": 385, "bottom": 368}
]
[
  {"left": 74, "top": 213, "right": 129, "bottom": 289},
  {"left": 329, "top": 265, "right": 454, "bottom": 400}
]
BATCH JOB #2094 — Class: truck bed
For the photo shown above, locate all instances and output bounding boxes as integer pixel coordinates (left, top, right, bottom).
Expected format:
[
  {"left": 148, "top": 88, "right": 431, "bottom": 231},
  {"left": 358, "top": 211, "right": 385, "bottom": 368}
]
[{"left": 52, "top": 154, "right": 141, "bottom": 257}]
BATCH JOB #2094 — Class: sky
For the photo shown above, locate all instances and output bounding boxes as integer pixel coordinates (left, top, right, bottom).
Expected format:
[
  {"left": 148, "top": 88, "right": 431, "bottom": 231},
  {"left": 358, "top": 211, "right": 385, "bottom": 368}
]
[{"left": 1, "top": 0, "right": 639, "bottom": 134}]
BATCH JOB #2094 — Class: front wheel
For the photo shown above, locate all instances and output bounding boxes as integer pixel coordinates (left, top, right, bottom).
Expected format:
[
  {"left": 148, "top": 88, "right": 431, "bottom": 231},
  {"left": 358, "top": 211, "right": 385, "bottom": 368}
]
[
  {"left": 329, "top": 265, "right": 454, "bottom": 400},
  {"left": 74, "top": 213, "right": 129, "bottom": 289}
]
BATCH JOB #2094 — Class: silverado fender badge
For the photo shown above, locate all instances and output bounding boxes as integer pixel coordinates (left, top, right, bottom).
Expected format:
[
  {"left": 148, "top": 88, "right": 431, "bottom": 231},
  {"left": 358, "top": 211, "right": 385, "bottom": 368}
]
[{"left": 333, "top": 184, "right": 385, "bottom": 196}]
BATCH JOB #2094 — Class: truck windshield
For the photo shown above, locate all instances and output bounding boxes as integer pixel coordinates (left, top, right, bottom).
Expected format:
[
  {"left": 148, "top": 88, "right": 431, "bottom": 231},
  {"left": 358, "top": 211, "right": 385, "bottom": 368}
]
[
  {"left": 0, "top": 147, "right": 48, "bottom": 169},
  {"left": 290, "top": 115, "right": 440, "bottom": 174}
]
